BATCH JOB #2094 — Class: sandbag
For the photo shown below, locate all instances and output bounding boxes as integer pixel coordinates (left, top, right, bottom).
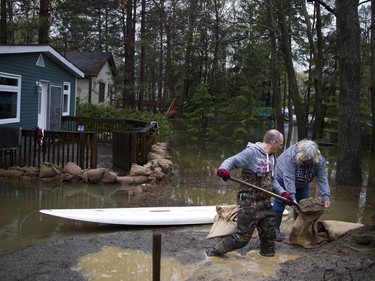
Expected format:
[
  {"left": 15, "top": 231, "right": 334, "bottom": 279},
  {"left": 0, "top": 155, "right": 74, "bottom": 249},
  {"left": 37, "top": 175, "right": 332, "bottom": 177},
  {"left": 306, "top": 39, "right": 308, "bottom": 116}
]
[
  {"left": 287, "top": 198, "right": 327, "bottom": 248},
  {"left": 23, "top": 167, "right": 40, "bottom": 176},
  {"left": 0, "top": 169, "right": 8, "bottom": 177},
  {"left": 7, "top": 168, "right": 24, "bottom": 177},
  {"left": 101, "top": 170, "right": 118, "bottom": 183},
  {"left": 130, "top": 164, "right": 152, "bottom": 176},
  {"left": 86, "top": 168, "right": 105, "bottom": 184},
  {"left": 206, "top": 205, "right": 238, "bottom": 239},
  {"left": 116, "top": 176, "right": 135, "bottom": 185},
  {"left": 39, "top": 163, "right": 60, "bottom": 178},
  {"left": 147, "top": 152, "right": 163, "bottom": 161},
  {"left": 317, "top": 220, "right": 363, "bottom": 241},
  {"left": 157, "top": 159, "right": 173, "bottom": 173},
  {"left": 150, "top": 166, "right": 165, "bottom": 180},
  {"left": 132, "top": 175, "right": 151, "bottom": 184},
  {"left": 63, "top": 162, "right": 83, "bottom": 176},
  {"left": 151, "top": 142, "right": 168, "bottom": 153}
]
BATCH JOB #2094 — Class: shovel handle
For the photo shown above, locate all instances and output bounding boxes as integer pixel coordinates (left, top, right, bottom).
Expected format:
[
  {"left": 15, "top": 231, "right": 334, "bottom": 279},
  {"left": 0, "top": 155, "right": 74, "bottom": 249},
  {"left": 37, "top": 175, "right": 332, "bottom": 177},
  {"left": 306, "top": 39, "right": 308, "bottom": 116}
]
[{"left": 228, "top": 176, "right": 301, "bottom": 210}]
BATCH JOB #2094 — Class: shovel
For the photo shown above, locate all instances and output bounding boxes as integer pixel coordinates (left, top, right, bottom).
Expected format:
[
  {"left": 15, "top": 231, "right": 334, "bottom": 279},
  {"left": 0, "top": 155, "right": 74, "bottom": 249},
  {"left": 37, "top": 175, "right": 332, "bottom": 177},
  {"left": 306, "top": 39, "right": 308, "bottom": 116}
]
[{"left": 228, "top": 176, "right": 301, "bottom": 210}]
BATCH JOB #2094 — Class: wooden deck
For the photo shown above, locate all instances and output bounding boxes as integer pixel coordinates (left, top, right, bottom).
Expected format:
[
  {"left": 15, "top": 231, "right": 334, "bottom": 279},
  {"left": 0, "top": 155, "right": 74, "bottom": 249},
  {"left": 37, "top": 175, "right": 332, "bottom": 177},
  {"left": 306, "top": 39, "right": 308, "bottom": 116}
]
[{"left": 1, "top": 117, "right": 157, "bottom": 172}]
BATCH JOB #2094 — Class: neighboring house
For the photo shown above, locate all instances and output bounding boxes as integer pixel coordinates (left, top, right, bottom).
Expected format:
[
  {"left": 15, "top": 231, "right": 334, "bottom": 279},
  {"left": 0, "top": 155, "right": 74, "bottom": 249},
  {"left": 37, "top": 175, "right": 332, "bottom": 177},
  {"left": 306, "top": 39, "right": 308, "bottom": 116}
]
[
  {"left": 63, "top": 52, "right": 118, "bottom": 106},
  {"left": 0, "top": 45, "right": 84, "bottom": 131}
]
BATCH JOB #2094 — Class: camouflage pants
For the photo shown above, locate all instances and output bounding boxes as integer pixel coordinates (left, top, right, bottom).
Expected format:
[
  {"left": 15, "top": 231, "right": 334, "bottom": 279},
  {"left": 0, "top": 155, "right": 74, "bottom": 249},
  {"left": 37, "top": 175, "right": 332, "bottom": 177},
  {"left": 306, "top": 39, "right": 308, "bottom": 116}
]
[{"left": 213, "top": 200, "right": 275, "bottom": 256}]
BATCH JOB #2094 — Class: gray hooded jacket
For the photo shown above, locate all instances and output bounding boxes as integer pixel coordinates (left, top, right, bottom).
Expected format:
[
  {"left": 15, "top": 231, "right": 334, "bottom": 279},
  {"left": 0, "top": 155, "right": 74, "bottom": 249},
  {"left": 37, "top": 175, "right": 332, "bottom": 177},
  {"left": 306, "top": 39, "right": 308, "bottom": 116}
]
[
  {"left": 219, "top": 142, "right": 284, "bottom": 195},
  {"left": 274, "top": 144, "right": 330, "bottom": 201}
]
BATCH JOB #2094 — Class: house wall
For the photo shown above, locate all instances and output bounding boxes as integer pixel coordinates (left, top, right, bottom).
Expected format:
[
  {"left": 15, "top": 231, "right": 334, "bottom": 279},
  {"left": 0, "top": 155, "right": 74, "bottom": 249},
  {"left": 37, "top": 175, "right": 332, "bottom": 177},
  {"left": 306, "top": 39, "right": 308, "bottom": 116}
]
[
  {"left": 0, "top": 53, "right": 77, "bottom": 130},
  {"left": 76, "top": 61, "right": 114, "bottom": 105}
]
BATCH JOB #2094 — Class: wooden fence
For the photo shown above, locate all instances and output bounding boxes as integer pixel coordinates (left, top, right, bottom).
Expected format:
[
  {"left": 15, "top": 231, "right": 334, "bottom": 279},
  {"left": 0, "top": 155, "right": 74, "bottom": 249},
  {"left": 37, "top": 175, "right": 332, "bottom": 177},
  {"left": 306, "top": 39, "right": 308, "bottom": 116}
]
[
  {"left": 0, "top": 117, "right": 158, "bottom": 171},
  {"left": 0, "top": 129, "right": 97, "bottom": 169}
]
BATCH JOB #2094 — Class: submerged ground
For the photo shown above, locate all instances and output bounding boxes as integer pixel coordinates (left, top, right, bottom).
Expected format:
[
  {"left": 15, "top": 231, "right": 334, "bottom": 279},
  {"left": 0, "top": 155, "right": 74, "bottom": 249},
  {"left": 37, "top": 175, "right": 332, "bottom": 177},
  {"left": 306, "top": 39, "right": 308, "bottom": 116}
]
[{"left": 0, "top": 182, "right": 374, "bottom": 281}]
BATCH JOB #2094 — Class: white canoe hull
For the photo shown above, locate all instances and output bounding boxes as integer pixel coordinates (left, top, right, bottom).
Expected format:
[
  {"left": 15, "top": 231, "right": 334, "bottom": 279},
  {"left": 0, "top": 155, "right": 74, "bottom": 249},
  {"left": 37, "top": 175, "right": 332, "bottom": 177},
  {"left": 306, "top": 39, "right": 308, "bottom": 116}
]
[
  {"left": 40, "top": 206, "right": 289, "bottom": 226},
  {"left": 40, "top": 206, "right": 218, "bottom": 226}
]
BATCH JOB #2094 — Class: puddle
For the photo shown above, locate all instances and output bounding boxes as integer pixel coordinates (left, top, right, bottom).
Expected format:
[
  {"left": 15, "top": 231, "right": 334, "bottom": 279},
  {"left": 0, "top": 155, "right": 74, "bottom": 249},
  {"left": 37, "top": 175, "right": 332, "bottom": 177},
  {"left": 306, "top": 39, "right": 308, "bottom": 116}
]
[
  {"left": 77, "top": 246, "right": 299, "bottom": 280},
  {"left": 77, "top": 246, "right": 189, "bottom": 281},
  {"left": 200, "top": 250, "right": 300, "bottom": 279}
]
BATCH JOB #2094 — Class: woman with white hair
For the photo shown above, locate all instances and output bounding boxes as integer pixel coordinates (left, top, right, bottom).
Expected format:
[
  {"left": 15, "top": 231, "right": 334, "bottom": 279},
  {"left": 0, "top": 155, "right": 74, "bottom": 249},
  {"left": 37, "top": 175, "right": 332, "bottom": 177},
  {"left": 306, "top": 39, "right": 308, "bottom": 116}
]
[{"left": 273, "top": 139, "right": 331, "bottom": 241}]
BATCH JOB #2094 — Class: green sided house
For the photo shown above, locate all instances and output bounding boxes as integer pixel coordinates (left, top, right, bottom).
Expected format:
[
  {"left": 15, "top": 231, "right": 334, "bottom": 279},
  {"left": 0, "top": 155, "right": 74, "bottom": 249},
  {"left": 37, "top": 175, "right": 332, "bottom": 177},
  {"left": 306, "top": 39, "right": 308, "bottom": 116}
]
[{"left": 0, "top": 45, "right": 84, "bottom": 131}]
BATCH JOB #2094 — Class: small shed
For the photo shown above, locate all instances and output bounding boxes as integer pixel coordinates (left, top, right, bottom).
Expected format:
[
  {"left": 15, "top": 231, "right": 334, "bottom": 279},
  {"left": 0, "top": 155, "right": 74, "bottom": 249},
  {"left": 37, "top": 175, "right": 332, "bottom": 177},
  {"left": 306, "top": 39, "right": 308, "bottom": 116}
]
[
  {"left": 63, "top": 52, "right": 118, "bottom": 105},
  {"left": 0, "top": 45, "right": 84, "bottom": 131}
]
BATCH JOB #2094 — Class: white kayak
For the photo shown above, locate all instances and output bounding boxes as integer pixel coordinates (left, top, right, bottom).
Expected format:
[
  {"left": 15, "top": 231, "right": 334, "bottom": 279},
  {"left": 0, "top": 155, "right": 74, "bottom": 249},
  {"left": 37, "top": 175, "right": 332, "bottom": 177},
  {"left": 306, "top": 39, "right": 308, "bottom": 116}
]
[{"left": 40, "top": 206, "right": 289, "bottom": 226}]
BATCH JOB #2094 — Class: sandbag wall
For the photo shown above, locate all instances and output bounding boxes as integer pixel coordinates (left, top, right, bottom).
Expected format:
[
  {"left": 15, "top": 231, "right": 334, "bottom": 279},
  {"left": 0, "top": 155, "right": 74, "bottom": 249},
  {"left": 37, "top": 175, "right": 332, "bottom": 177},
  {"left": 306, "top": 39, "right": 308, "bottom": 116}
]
[{"left": 0, "top": 142, "right": 173, "bottom": 186}]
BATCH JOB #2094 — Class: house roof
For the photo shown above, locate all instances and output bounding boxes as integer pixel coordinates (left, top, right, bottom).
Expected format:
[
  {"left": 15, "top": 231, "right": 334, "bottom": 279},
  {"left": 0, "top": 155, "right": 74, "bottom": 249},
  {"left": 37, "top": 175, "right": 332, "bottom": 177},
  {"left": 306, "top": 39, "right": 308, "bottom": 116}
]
[
  {"left": 63, "top": 52, "right": 117, "bottom": 77},
  {"left": 0, "top": 44, "right": 84, "bottom": 78}
]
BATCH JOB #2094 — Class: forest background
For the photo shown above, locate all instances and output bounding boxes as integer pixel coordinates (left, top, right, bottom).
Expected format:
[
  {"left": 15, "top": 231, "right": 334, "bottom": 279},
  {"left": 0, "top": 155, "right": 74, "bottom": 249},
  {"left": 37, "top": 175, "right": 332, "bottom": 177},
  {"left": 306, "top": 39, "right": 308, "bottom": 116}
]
[{"left": 0, "top": 0, "right": 374, "bottom": 187}]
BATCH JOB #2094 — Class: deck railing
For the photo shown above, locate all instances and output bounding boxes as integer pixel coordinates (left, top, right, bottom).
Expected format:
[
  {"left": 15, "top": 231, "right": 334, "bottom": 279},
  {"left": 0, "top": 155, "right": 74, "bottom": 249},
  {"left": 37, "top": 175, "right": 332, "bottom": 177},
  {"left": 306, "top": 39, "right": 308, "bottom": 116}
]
[
  {"left": 61, "top": 116, "right": 150, "bottom": 143},
  {"left": 0, "top": 129, "right": 97, "bottom": 169},
  {"left": 0, "top": 118, "right": 158, "bottom": 171}
]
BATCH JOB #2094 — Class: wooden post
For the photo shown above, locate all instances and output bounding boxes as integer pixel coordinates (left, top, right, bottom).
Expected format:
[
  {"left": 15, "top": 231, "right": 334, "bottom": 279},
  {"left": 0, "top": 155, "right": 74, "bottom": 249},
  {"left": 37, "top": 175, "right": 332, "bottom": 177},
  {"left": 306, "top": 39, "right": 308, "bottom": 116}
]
[
  {"left": 90, "top": 133, "right": 97, "bottom": 169},
  {"left": 79, "top": 132, "right": 85, "bottom": 168},
  {"left": 152, "top": 233, "right": 161, "bottom": 281}
]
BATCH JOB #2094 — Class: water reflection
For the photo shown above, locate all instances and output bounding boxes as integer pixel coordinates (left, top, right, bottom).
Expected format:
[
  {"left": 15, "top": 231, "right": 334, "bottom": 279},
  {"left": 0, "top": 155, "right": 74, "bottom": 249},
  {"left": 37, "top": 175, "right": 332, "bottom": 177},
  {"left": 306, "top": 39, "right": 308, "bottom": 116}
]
[{"left": 0, "top": 135, "right": 374, "bottom": 258}]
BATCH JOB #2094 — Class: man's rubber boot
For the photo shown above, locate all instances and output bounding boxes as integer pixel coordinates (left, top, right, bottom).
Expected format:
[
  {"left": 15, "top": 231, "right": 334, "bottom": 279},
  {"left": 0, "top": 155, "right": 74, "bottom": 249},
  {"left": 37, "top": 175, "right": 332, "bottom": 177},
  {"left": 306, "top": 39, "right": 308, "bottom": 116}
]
[
  {"left": 206, "top": 248, "right": 221, "bottom": 257},
  {"left": 274, "top": 211, "right": 283, "bottom": 242}
]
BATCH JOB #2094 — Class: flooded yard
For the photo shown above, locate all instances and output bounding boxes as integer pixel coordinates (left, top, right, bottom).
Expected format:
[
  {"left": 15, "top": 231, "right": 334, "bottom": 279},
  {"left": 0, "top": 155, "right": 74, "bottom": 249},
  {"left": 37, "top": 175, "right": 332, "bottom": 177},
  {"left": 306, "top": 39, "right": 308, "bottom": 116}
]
[{"left": 0, "top": 134, "right": 374, "bottom": 257}]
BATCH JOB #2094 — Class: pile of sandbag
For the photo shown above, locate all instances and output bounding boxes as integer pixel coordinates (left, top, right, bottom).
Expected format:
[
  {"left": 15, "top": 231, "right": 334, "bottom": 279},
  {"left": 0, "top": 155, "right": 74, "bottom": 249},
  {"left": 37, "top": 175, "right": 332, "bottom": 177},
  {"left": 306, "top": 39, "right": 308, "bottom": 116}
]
[{"left": 116, "top": 142, "right": 173, "bottom": 185}]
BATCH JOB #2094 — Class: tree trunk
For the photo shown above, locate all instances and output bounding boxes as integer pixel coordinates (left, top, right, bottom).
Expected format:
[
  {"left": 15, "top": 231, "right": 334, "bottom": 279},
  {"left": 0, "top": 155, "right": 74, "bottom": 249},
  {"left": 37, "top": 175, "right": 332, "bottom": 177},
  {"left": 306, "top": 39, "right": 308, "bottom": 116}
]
[
  {"left": 123, "top": 0, "right": 136, "bottom": 109},
  {"left": 158, "top": 0, "right": 165, "bottom": 113},
  {"left": 164, "top": 0, "right": 176, "bottom": 112},
  {"left": 277, "top": 0, "right": 306, "bottom": 140},
  {"left": 177, "top": 0, "right": 197, "bottom": 117},
  {"left": 369, "top": 0, "right": 375, "bottom": 183},
  {"left": 0, "top": 0, "right": 7, "bottom": 43},
  {"left": 38, "top": 0, "right": 49, "bottom": 44},
  {"left": 335, "top": 0, "right": 362, "bottom": 185},
  {"left": 370, "top": 0, "right": 375, "bottom": 157},
  {"left": 267, "top": 0, "right": 284, "bottom": 136},
  {"left": 302, "top": 2, "right": 325, "bottom": 140},
  {"left": 138, "top": 0, "right": 146, "bottom": 111}
]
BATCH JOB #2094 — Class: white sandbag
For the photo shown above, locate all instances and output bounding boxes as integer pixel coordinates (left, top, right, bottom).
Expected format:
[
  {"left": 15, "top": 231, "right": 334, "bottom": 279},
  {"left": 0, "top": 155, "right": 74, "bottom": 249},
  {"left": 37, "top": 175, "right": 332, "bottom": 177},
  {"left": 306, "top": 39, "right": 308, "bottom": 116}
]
[{"left": 116, "top": 176, "right": 135, "bottom": 185}]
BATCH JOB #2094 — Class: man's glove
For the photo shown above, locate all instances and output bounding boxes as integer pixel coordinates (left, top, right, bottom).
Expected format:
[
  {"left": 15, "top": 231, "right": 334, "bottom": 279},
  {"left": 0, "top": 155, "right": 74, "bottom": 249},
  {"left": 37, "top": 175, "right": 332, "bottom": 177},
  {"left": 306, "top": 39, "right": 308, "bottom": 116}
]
[
  {"left": 217, "top": 169, "right": 231, "bottom": 181},
  {"left": 282, "top": 192, "right": 294, "bottom": 206}
]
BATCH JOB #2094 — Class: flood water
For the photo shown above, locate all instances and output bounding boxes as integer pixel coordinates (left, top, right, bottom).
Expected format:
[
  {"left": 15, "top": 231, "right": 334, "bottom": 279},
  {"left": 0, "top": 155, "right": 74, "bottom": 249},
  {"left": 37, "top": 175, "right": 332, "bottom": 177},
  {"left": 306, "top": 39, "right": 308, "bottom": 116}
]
[{"left": 0, "top": 131, "right": 374, "bottom": 261}]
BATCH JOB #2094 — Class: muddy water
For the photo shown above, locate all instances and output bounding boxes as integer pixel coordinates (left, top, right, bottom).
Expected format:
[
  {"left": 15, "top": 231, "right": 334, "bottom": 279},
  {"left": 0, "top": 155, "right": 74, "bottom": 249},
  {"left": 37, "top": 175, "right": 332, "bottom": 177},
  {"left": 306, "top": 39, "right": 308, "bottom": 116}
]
[
  {"left": 0, "top": 134, "right": 375, "bottom": 279},
  {"left": 76, "top": 246, "right": 299, "bottom": 281}
]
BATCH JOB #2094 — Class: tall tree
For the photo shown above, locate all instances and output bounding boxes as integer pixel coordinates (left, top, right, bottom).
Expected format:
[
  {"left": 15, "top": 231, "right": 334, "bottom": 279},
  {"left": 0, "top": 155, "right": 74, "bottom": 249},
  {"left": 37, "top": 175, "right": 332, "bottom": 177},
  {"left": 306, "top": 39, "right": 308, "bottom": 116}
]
[
  {"left": 276, "top": 0, "right": 307, "bottom": 140},
  {"left": 178, "top": 0, "right": 198, "bottom": 117},
  {"left": 302, "top": 1, "right": 325, "bottom": 140},
  {"left": 123, "top": 0, "right": 136, "bottom": 109},
  {"left": 371, "top": 0, "right": 375, "bottom": 157},
  {"left": 266, "top": 0, "right": 284, "bottom": 136},
  {"left": 38, "top": 0, "right": 49, "bottom": 44},
  {"left": 336, "top": 0, "right": 362, "bottom": 185},
  {"left": 138, "top": 0, "right": 146, "bottom": 111},
  {"left": 0, "top": 0, "right": 6, "bottom": 43}
]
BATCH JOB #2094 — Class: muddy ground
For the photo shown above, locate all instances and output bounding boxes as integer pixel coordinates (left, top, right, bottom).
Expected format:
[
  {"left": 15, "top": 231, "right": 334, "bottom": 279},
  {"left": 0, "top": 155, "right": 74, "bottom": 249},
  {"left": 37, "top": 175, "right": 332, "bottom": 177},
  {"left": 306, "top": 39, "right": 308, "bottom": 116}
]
[{"left": 0, "top": 183, "right": 374, "bottom": 281}]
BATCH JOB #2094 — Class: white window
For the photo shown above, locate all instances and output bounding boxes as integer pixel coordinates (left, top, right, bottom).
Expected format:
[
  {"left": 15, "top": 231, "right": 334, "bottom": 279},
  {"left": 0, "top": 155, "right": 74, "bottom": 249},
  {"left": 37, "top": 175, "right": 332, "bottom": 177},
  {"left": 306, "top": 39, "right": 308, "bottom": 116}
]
[
  {"left": 0, "top": 72, "right": 21, "bottom": 124},
  {"left": 62, "top": 82, "right": 70, "bottom": 115}
]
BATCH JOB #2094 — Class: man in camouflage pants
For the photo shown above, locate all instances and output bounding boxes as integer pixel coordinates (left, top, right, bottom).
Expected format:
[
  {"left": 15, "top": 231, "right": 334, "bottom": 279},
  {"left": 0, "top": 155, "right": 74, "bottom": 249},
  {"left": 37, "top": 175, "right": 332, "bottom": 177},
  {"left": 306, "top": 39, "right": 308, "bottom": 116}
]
[{"left": 206, "top": 129, "right": 293, "bottom": 257}]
